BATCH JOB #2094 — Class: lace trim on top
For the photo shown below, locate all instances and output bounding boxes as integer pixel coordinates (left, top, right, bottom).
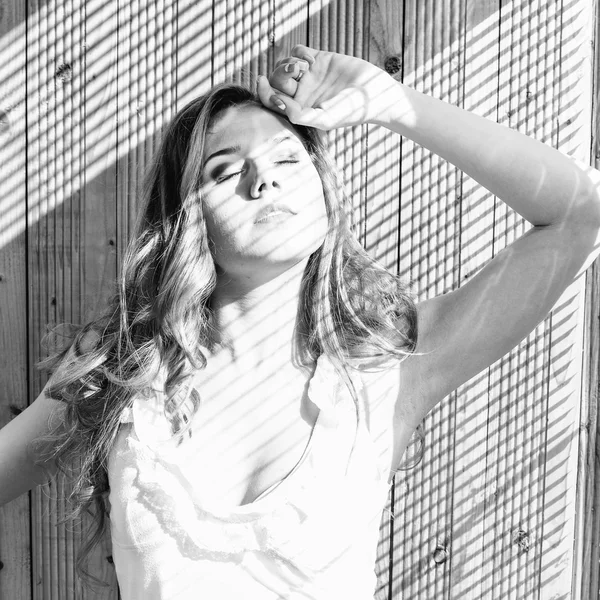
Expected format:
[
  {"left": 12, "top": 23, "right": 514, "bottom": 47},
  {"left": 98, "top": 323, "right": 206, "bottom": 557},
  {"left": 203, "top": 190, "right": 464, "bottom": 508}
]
[{"left": 108, "top": 354, "right": 392, "bottom": 577}]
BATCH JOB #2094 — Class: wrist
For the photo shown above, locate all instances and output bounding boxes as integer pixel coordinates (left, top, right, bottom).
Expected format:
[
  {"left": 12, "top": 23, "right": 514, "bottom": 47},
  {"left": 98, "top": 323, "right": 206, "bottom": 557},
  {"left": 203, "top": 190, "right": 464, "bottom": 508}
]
[{"left": 367, "top": 77, "right": 416, "bottom": 132}]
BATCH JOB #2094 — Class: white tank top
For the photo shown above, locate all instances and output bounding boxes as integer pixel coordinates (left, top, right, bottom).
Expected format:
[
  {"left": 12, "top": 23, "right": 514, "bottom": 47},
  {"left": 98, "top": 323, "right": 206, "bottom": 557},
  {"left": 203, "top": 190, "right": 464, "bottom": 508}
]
[{"left": 107, "top": 354, "right": 395, "bottom": 600}]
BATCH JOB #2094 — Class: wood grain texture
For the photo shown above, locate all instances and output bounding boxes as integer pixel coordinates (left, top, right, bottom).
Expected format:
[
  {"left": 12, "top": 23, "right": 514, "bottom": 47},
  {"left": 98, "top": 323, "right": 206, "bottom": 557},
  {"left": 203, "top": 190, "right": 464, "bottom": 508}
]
[
  {"left": 366, "top": 2, "right": 404, "bottom": 594},
  {"left": 448, "top": 1, "right": 498, "bottom": 592},
  {"left": 484, "top": 2, "right": 558, "bottom": 596},
  {"left": 388, "top": 2, "right": 464, "bottom": 598},
  {"left": 577, "top": 2, "right": 600, "bottom": 597},
  {"left": 0, "top": 0, "right": 30, "bottom": 597},
  {"left": 26, "top": 0, "right": 119, "bottom": 597},
  {"left": 538, "top": 0, "right": 594, "bottom": 597}
]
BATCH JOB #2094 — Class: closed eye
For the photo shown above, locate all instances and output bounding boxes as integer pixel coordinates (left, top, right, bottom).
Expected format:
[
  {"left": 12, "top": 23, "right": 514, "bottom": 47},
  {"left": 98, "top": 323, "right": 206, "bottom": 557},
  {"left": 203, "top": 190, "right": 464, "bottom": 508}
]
[
  {"left": 215, "top": 170, "right": 244, "bottom": 183},
  {"left": 214, "top": 159, "right": 300, "bottom": 184}
]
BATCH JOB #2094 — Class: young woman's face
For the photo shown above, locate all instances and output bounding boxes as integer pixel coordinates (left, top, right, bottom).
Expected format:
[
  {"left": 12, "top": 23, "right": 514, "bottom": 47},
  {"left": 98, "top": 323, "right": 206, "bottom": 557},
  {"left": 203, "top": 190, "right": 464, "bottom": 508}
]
[{"left": 200, "top": 105, "right": 328, "bottom": 281}]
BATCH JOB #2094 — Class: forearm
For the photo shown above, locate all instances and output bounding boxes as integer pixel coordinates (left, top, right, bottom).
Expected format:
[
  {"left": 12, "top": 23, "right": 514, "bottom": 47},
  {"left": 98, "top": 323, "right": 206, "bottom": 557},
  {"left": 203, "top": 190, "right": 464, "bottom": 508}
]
[
  {"left": 0, "top": 390, "right": 62, "bottom": 507},
  {"left": 372, "top": 79, "right": 600, "bottom": 228}
]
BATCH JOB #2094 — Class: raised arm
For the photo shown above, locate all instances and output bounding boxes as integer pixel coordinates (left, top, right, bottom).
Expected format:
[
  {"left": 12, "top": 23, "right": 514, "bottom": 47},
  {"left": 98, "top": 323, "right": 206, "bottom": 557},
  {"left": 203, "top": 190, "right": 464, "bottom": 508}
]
[
  {"left": 259, "top": 44, "right": 600, "bottom": 419},
  {"left": 373, "top": 79, "right": 600, "bottom": 412}
]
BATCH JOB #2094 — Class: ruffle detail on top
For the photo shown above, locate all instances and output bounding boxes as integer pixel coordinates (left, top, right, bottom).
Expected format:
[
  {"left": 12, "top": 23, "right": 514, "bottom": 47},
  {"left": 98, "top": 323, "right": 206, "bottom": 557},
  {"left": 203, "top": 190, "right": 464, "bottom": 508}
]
[
  {"left": 109, "top": 353, "right": 391, "bottom": 587},
  {"left": 116, "top": 446, "right": 389, "bottom": 577}
]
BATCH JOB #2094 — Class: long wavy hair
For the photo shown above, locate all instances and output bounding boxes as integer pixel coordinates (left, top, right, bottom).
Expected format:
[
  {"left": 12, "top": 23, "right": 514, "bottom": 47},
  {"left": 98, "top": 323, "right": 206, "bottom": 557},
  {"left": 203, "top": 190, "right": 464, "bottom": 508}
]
[{"left": 33, "top": 82, "right": 419, "bottom": 589}]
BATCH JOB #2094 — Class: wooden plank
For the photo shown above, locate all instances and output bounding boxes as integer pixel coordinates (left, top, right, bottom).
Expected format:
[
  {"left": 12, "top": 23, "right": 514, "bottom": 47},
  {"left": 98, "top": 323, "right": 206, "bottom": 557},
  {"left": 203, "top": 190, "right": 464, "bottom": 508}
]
[
  {"left": 365, "top": 2, "right": 403, "bottom": 597},
  {"left": 388, "top": 1, "right": 464, "bottom": 598},
  {"left": 445, "top": 1, "right": 499, "bottom": 598},
  {"left": 0, "top": 0, "right": 30, "bottom": 598},
  {"left": 417, "top": 0, "right": 463, "bottom": 587},
  {"left": 482, "top": 2, "right": 565, "bottom": 598},
  {"left": 538, "top": 0, "right": 594, "bottom": 597},
  {"left": 27, "top": 0, "right": 62, "bottom": 595},
  {"left": 578, "top": 260, "right": 600, "bottom": 598},
  {"left": 576, "top": 2, "right": 600, "bottom": 598},
  {"left": 359, "top": 3, "right": 402, "bottom": 599},
  {"left": 486, "top": 2, "right": 540, "bottom": 596},
  {"left": 25, "top": 0, "right": 120, "bottom": 596},
  {"left": 77, "top": 0, "right": 122, "bottom": 595}
]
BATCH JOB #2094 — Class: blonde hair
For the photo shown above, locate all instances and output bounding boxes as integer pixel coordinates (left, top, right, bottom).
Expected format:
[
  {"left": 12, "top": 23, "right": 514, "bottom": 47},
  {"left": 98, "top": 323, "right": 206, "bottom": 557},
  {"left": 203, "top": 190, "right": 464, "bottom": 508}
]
[{"left": 35, "top": 83, "right": 418, "bottom": 588}]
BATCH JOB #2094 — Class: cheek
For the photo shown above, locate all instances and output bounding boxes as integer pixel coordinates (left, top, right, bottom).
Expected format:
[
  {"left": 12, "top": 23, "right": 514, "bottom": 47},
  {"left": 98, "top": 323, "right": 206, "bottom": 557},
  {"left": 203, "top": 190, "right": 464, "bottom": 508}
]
[
  {"left": 302, "top": 173, "right": 328, "bottom": 231},
  {"left": 202, "top": 196, "right": 247, "bottom": 246}
]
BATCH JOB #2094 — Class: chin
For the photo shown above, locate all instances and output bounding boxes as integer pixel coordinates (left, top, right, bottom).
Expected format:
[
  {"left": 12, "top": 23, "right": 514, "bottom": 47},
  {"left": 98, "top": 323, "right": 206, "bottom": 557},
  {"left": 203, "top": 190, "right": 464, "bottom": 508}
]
[{"left": 257, "top": 235, "right": 325, "bottom": 264}]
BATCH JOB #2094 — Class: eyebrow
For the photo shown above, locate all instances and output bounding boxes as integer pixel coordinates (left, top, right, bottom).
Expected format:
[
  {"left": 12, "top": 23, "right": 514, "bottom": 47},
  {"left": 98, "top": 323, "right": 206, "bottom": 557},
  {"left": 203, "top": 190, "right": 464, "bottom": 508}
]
[{"left": 202, "top": 133, "right": 300, "bottom": 170}]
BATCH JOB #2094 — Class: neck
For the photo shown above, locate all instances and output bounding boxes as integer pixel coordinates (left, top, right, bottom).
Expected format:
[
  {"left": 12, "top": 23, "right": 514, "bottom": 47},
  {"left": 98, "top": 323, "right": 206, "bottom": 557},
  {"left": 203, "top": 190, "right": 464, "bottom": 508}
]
[{"left": 210, "top": 259, "right": 310, "bottom": 369}]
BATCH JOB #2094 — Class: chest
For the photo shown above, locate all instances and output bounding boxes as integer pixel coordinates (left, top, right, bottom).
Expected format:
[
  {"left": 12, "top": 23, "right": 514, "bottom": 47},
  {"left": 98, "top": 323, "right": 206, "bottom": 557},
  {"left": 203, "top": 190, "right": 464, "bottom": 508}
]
[{"left": 180, "top": 363, "right": 320, "bottom": 507}]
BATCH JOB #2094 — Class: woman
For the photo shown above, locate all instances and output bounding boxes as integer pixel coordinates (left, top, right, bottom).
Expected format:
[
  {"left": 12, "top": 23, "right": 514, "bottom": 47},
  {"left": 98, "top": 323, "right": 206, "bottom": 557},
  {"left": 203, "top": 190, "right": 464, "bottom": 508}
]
[{"left": 1, "top": 45, "right": 599, "bottom": 599}]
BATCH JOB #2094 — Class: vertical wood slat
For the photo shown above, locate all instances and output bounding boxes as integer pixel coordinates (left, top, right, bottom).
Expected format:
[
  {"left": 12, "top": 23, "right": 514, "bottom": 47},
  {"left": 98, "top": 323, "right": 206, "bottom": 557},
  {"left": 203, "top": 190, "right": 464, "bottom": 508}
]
[
  {"left": 539, "top": 0, "right": 594, "bottom": 596},
  {"left": 577, "top": 1, "right": 600, "bottom": 597},
  {"left": 78, "top": 0, "right": 120, "bottom": 594},
  {"left": 448, "top": 2, "right": 499, "bottom": 597},
  {"left": 388, "top": 1, "right": 464, "bottom": 599},
  {"left": 0, "top": 0, "right": 29, "bottom": 598},
  {"left": 25, "top": 0, "right": 119, "bottom": 597},
  {"left": 365, "top": 2, "right": 404, "bottom": 598},
  {"left": 396, "top": 2, "right": 463, "bottom": 598},
  {"left": 28, "top": 0, "right": 59, "bottom": 596},
  {"left": 485, "top": 2, "right": 559, "bottom": 597}
]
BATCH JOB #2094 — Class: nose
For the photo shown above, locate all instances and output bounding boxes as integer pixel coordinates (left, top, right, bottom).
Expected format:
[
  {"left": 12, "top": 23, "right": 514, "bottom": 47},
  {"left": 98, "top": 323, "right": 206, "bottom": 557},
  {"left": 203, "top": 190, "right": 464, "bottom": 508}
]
[{"left": 249, "top": 162, "right": 281, "bottom": 199}]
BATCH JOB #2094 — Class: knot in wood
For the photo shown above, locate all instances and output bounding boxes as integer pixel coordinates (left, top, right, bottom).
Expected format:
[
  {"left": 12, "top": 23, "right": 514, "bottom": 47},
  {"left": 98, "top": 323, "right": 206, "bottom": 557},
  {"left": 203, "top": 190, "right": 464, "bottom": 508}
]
[
  {"left": 55, "top": 63, "right": 73, "bottom": 83},
  {"left": 384, "top": 56, "right": 402, "bottom": 75},
  {"left": 0, "top": 111, "right": 9, "bottom": 135},
  {"left": 0, "top": 560, "right": 3, "bottom": 571},
  {"left": 432, "top": 544, "right": 449, "bottom": 564},
  {"left": 512, "top": 528, "right": 530, "bottom": 554}
]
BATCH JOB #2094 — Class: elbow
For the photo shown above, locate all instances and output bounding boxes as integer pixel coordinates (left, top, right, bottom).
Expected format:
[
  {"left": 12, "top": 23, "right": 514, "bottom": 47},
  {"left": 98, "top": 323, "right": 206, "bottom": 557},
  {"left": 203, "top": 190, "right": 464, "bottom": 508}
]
[
  {"left": 558, "top": 185, "right": 600, "bottom": 272},
  {"left": 566, "top": 164, "right": 600, "bottom": 231}
]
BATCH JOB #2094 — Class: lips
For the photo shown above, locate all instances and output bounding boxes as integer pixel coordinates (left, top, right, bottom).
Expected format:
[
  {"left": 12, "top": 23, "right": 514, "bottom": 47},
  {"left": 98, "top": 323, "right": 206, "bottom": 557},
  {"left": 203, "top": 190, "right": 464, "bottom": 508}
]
[{"left": 253, "top": 202, "right": 296, "bottom": 224}]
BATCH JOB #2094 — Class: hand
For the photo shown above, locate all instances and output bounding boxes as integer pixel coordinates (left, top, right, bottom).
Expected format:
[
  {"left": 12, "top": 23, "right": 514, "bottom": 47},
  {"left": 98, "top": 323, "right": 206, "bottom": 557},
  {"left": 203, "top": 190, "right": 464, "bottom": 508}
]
[{"left": 257, "top": 45, "right": 399, "bottom": 130}]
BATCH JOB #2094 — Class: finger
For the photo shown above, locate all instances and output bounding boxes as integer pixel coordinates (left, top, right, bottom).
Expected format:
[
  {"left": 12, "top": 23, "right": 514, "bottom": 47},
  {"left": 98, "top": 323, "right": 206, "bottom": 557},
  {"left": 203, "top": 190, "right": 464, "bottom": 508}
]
[
  {"left": 256, "top": 75, "right": 294, "bottom": 113},
  {"left": 274, "top": 57, "right": 311, "bottom": 72},
  {"left": 290, "top": 44, "right": 317, "bottom": 66},
  {"left": 268, "top": 62, "right": 301, "bottom": 97},
  {"left": 257, "top": 76, "right": 331, "bottom": 130}
]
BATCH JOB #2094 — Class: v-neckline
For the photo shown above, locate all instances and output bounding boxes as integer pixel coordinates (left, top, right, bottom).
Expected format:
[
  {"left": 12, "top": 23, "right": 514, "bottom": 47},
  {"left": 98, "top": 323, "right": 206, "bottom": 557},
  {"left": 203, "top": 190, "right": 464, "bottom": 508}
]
[
  {"left": 188, "top": 356, "right": 337, "bottom": 516},
  {"left": 240, "top": 404, "right": 322, "bottom": 507}
]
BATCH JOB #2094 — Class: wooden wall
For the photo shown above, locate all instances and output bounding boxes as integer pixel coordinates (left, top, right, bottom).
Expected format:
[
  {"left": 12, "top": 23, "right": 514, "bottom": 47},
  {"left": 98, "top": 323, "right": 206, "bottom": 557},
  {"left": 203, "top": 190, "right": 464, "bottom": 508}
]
[{"left": 0, "top": 0, "right": 597, "bottom": 598}]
